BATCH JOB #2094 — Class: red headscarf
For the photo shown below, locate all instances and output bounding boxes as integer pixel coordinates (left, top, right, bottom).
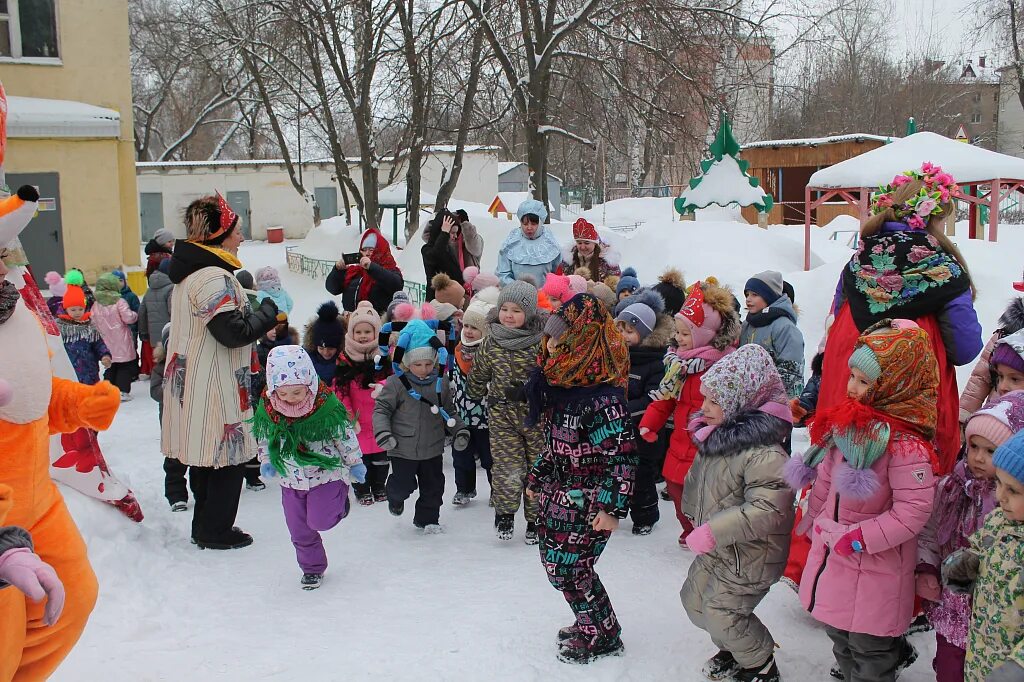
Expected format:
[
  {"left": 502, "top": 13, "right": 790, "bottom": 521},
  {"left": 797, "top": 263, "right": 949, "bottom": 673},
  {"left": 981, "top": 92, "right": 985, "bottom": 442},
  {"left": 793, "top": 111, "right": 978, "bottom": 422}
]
[{"left": 344, "top": 228, "right": 399, "bottom": 302}]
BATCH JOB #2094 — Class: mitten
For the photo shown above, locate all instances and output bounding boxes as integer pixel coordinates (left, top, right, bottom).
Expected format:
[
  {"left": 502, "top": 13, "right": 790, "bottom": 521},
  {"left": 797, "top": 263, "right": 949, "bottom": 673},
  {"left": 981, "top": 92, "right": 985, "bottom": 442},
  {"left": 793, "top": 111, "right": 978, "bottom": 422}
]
[
  {"left": 685, "top": 523, "right": 717, "bottom": 554},
  {"left": 376, "top": 431, "right": 398, "bottom": 451},
  {"left": 79, "top": 381, "right": 121, "bottom": 430},
  {"left": 503, "top": 381, "right": 526, "bottom": 402},
  {"left": 639, "top": 426, "right": 657, "bottom": 443},
  {"left": 349, "top": 463, "right": 367, "bottom": 484},
  {"left": 790, "top": 398, "right": 808, "bottom": 423},
  {"left": 986, "top": 661, "right": 1024, "bottom": 682},
  {"left": 259, "top": 462, "right": 278, "bottom": 479},
  {"left": 0, "top": 548, "right": 65, "bottom": 626},
  {"left": 942, "top": 549, "right": 981, "bottom": 594},
  {"left": 453, "top": 429, "right": 471, "bottom": 451},
  {"left": 916, "top": 572, "right": 941, "bottom": 602},
  {"left": 834, "top": 528, "right": 865, "bottom": 556}
]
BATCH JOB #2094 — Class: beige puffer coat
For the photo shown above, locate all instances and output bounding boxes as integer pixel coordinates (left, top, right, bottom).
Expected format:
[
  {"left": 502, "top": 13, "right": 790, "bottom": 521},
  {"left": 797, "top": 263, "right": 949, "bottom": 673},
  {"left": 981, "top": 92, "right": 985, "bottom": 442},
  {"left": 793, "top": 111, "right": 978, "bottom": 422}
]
[{"left": 682, "top": 411, "right": 796, "bottom": 589}]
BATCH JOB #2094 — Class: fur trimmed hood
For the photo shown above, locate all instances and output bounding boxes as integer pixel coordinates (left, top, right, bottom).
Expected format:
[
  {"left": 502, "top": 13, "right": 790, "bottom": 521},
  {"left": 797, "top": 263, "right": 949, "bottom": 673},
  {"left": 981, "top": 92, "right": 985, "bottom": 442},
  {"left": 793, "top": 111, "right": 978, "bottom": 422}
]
[
  {"left": 697, "top": 410, "right": 791, "bottom": 458},
  {"left": 1000, "top": 297, "right": 1024, "bottom": 336},
  {"left": 561, "top": 240, "right": 621, "bottom": 269},
  {"left": 642, "top": 313, "right": 675, "bottom": 349}
]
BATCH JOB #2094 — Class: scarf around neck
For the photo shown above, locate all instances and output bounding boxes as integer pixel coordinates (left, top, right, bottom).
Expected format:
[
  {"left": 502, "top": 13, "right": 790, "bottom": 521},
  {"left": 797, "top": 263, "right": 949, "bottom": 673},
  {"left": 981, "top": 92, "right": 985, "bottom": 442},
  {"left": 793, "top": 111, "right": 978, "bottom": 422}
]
[
  {"left": 489, "top": 320, "right": 542, "bottom": 351},
  {"left": 934, "top": 461, "right": 997, "bottom": 551},
  {"left": 344, "top": 335, "right": 378, "bottom": 363},
  {"left": 250, "top": 383, "right": 352, "bottom": 475}
]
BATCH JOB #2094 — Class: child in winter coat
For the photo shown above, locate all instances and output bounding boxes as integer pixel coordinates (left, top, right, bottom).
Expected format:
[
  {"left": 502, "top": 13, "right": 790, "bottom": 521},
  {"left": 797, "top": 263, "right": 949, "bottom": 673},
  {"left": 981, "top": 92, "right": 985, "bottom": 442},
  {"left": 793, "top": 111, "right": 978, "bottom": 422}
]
[
  {"left": 639, "top": 281, "right": 740, "bottom": 544},
  {"left": 373, "top": 322, "right": 468, "bottom": 532},
  {"left": 429, "top": 272, "right": 466, "bottom": 355},
  {"left": 252, "top": 345, "right": 365, "bottom": 590},
  {"left": 740, "top": 270, "right": 805, "bottom": 398},
  {"left": 961, "top": 329, "right": 1024, "bottom": 421},
  {"left": 138, "top": 258, "right": 173, "bottom": 378},
  {"left": 941, "top": 428, "right": 1024, "bottom": 682},
  {"left": 450, "top": 298, "right": 495, "bottom": 506},
  {"left": 55, "top": 285, "right": 111, "bottom": 385},
  {"left": 918, "top": 391, "right": 1024, "bottom": 682},
  {"left": 786, "top": 319, "right": 938, "bottom": 682},
  {"left": 254, "top": 266, "right": 294, "bottom": 314},
  {"left": 91, "top": 273, "right": 138, "bottom": 400},
  {"left": 959, "top": 285, "right": 1024, "bottom": 422},
  {"left": 526, "top": 292, "right": 637, "bottom": 665},
  {"left": 304, "top": 301, "right": 345, "bottom": 384},
  {"left": 680, "top": 344, "right": 795, "bottom": 682},
  {"left": 468, "top": 280, "right": 548, "bottom": 542},
  {"left": 151, "top": 323, "right": 189, "bottom": 512},
  {"left": 334, "top": 300, "right": 391, "bottom": 505},
  {"left": 616, "top": 267, "right": 640, "bottom": 301},
  {"left": 614, "top": 288, "right": 673, "bottom": 535}
]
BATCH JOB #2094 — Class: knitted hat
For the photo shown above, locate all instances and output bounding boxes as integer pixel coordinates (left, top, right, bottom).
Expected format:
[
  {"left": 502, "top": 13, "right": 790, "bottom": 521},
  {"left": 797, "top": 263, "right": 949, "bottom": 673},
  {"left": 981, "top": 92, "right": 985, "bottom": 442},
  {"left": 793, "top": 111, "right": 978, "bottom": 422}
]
[
  {"left": 44, "top": 271, "right": 67, "bottom": 297},
  {"left": 385, "top": 290, "right": 412, "bottom": 320},
  {"left": 849, "top": 344, "right": 883, "bottom": 382},
  {"left": 62, "top": 285, "right": 86, "bottom": 310},
  {"left": 431, "top": 273, "right": 466, "bottom": 308},
  {"left": 402, "top": 323, "right": 439, "bottom": 366},
  {"left": 966, "top": 391, "right": 1024, "bottom": 449},
  {"left": 994, "top": 428, "right": 1024, "bottom": 486},
  {"left": 992, "top": 329, "right": 1024, "bottom": 375},
  {"left": 588, "top": 281, "right": 617, "bottom": 310},
  {"left": 744, "top": 270, "right": 784, "bottom": 305},
  {"left": 462, "top": 299, "right": 494, "bottom": 332},
  {"left": 153, "top": 228, "right": 175, "bottom": 246},
  {"left": 616, "top": 267, "right": 640, "bottom": 296},
  {"left": 676, "top": 282, "right": 724, "bottom": 349},
  {"left": 572, "top": 218, "right": 599, "bottom": 243},
  {"left": 497, "top": 280, "right": 538, "bottom": 320},
  {"left": 653, "top": 268, "right": 686, "bottom": 316},
  {"left": 312, "top": 300, "right": 346, "bottom": 349},
  {"left": 236, "top": 269, "right": 255, "bottom": 290},
  {"left": 266, "top": 345, "right": 318, "bottom": 393},
  {"left": 542, "top": 272, "right": 588, "bottom": 305},
  {"left": 463, "top": 266, "right": 500, "bottom": 294},
  {"left": 516, "top": 198, "right": 547, "bottom": 223},
  {"left": 360, "top": 231, "right": 378, "bottom": 250},
  {"left": 112, "top": 269, "right": 127, "bottom": 285},
  {"left": 616, "top": 302, "right": 657, "bottom": 339},
  {"left": 700, "top": 344, "right": 792, "bottom": 424},
  {"left": 255, "top": 266, "right": 281, "bottom": 291}
]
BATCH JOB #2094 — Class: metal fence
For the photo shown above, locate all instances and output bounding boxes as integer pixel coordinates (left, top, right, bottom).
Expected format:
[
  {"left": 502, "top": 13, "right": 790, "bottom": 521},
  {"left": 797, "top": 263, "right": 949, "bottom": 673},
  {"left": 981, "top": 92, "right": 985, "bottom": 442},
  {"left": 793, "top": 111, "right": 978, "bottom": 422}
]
[{"left": 285, "top": 246, "right": 427, "bottom": 305}]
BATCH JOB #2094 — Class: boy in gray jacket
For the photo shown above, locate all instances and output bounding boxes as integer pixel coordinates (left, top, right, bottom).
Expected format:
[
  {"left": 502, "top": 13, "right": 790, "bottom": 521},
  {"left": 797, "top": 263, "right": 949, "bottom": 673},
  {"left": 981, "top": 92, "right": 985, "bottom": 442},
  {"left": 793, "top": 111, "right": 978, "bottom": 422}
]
[
  {"left": 739, "top": 270, "right": 805, "bottom": 399},
  {"left": 373, "top": 326, "right": 468, "bottom": 533}
]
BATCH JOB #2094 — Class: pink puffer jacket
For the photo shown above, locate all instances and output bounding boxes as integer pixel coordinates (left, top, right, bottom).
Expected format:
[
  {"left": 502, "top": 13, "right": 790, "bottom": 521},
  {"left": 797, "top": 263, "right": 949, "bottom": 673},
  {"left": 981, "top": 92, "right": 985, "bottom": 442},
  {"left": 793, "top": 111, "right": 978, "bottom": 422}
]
[
  {"left": 90, "top": 299, "right": 138, "bottom": 362},
  {"left": 799, "top": 433, "right": 936, "bottom": 637},
  {"left": 337, "top": 378, "right": 381, "bottom": 455}
]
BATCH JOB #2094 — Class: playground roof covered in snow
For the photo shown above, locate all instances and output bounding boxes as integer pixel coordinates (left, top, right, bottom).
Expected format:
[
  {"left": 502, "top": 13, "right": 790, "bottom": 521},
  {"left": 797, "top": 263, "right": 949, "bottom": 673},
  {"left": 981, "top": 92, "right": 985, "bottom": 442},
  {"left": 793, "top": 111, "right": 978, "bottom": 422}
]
[{"left": 741, "top": 133, "right": 892, "bottom": 149}]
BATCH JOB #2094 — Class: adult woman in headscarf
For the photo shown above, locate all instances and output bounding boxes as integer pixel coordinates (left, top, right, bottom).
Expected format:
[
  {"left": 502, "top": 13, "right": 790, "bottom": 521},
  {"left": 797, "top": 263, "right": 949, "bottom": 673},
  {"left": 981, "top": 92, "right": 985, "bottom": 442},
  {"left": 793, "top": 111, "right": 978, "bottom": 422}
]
[
  {"left": 496, "top": 199, "right": 562, "bottom": 286},
  {"left": 421, "top": 209, "right": 485, "bottom": 299},
  {"left": 162, "top": 193, "right": 280, "bottom": 550},
  {"left": 325, "top": 227, "right": 404, "bottom": 314}
]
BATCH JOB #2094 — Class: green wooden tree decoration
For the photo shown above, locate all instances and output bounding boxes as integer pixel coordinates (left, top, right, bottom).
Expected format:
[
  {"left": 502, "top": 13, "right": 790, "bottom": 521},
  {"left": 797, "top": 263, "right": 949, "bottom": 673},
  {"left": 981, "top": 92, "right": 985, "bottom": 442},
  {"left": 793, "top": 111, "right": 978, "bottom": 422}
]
[{"left": 674, "top": 113, "right": 774, "bottom": 216}]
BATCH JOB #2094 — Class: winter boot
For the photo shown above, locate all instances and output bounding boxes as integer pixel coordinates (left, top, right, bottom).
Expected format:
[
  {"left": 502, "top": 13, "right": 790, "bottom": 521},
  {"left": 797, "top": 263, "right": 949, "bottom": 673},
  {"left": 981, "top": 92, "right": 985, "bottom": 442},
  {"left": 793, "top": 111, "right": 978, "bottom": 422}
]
[
  {"left": 300, "top": 573, "right": 323, "bottom": 590},
  {"left": 702, "top": 650, "right": 740, "bottom": 681},
  {"left": 557, "top": 624, "right": 579, "bottom": 643},
  {"left": 524, "top": 521, "right": 539, "bottom": 545},
  {"left": 632, "top": 523, "right": 655, "bottom": 536},
  {"left": 829, "top": 663, "right": 843, "bottom": 680},
  {"left": 495, "top": 513, "right": 514, "bottom": 541},
  {"left": 659, "top": 487, "right": 671, "bottom": 501},
  {"left": 246, "top": 479, "right": 266, "bottom": 492},
  {"left": 556, "top": 636, "right": 624, "bottom": 664},
  {"left": 452, "top": 492, "right": 472, "bottom": 506},
  {"left": 421, "top": 524, "right": 443, "bottom": 535},
  {"left": 389, "top": 500, "right": 404, "bottom": 517},
  {"left": 732, "top": 656, "right": 781, "bottom": 682},
  {"left": 374, "top": 490, "right": 388, "bottom": 503},
  {"left": 894, "top": 638, "right": 918, "bottom": 679},
  {"left": 357, "top": 493, "right": 374, "bottom": 507},
  {"left": 169, "top": 501, "right": 188, "bottom": 513},
  {"left": 195, "top": 528, "right": 253, "bottom": 550}
]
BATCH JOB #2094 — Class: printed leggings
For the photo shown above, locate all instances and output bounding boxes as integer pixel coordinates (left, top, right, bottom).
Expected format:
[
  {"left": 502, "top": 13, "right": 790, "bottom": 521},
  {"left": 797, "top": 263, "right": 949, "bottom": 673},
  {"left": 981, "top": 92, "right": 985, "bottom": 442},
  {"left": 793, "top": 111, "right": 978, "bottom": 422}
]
[{"left": 488, "top": 403, "right": 542, "bottom": 521}]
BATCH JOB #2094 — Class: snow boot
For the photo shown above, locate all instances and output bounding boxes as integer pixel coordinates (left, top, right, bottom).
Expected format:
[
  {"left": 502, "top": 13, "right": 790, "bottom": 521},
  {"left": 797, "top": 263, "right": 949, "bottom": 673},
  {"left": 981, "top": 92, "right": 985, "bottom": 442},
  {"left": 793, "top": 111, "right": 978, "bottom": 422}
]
[
  {"left": 300, "top": 573, "right": 323, "bottom": 590},
  {"left": 495, "top": 513, "right": 514, "bottom": 541},
  {"left": 357, "top": 493, "right": 374, "bottom": 507},
  {"left": 246, "top": 479, "right": 266, "bottom": 492},
  {"left": 732, "top": 655, "right": 781, "bottom": 682},
  {"left": 829, "top": 663, "right": 843, "bottom": 680},
  {"left": 702, "top": 650, "right": 740, "bottom": 681},
  {"left": 557, "top": 624, "right": 579, "bottom": 644},
  {"left": 195, "top": 528, "right": 253, "bottom": 550},
  {"left": 452, "top": 491, "right": 472, "bottom": 506},
  {"left": 524, "top": 521, "right": 539, "bottom": 545},
  {"left": 632, "top": 523, "right": 655, "bottom": 536},
  {"left": 659, "top": 487, "right": 671, "bottom": 501},
  {"left": 556, "top": 636, "right": 624, "bottom": 664},
  {"left": 894, "top": 637, "right": 918, "bottom": 679},
  {"left": 388, "top": 500, "right": 404, "bottom": 517},
  {"left": 374, "top": 490, "right": 387, "bottom": 503},
  {"left": 169, "top": 501, "right": 188, "bottom": 513}
]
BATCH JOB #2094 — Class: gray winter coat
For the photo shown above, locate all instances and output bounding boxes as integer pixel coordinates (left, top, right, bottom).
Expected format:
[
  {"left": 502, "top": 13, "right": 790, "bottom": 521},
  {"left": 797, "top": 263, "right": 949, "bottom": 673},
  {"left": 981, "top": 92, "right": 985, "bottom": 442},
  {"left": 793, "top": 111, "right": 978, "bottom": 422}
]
[
  {"left": 739, "top": 296, "right": 805, "bottom": 398},
  {"left": 373, "top": 373, "right": 465, "bottom": 460},
  {"left": 138, "top": 270, "right": 173, "bottom": 343},
  {"left": 682, "top": 411, "right": 795, "bottom": 590}
]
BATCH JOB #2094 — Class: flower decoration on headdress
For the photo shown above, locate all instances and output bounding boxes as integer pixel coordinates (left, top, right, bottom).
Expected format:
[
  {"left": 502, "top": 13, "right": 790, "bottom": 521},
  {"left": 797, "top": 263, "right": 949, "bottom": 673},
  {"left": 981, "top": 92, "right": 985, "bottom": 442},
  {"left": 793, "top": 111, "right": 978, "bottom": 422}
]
[{"left": 870, "top": 162, "right": 958, "bottom": 229}]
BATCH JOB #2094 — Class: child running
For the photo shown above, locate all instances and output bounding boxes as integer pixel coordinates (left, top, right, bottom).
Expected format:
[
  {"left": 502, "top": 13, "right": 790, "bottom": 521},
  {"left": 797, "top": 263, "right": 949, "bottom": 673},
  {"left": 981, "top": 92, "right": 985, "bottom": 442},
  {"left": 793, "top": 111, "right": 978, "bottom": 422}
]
[
  {"left": 251, "top": 345, "right": 365, "bottom": 590},
  {"left": 681, "top": 344, "right": 795, "bottom": 682},
  {"left": 786, "top": 319, "right": 938, "bottom": 682},
  {"left": 526, "top": 292, "right": 637, "bottom": 664},
  {"left": 450, "top": 298, "right": 495, "bottom": 506},
  {"left": 91, "top": 272, "right": 139, "bottom": 400}
]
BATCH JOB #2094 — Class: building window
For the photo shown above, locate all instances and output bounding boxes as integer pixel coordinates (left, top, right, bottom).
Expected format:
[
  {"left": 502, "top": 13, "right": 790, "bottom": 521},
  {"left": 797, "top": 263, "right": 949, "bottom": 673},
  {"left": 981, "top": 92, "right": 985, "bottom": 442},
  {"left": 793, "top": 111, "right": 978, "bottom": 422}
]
[
  {"left": 972, "top": 92, "right": 981, "bottom": 103},
  {"left": 971, "top": 112, "right": 981, "bottom": 123},
  {"left": 0, "top": 0, "right": 59, "bottom": 61}
]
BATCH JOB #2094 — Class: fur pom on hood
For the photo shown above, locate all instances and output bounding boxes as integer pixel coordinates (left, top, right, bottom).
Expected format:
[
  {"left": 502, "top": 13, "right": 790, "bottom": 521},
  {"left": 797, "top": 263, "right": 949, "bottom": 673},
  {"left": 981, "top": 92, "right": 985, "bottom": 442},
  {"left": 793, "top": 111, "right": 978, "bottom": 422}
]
[
  {"left": 1000, "top": 297, "right": 1024, "bottom": 336},
  {"left": 697, "top": 410, "right": 791, "bottom": 458},
  {"left": 658, "top": 268, "right": 686, "bottom": 291}
]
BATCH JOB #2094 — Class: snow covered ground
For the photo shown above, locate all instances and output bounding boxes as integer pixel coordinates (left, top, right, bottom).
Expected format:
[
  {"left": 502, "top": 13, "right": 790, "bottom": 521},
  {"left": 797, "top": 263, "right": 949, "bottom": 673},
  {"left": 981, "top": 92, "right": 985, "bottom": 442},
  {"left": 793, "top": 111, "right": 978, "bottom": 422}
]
[{"left": 54, "top": 200, "right": 1024, "bottom": 680}]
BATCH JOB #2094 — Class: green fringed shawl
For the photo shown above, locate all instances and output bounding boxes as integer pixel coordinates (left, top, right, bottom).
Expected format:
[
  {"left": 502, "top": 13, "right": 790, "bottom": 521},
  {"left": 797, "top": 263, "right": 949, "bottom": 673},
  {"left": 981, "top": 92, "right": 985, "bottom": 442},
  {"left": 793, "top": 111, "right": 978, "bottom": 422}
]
[{"left": 250, "top": 387, "right": 353, "bottom": 476}]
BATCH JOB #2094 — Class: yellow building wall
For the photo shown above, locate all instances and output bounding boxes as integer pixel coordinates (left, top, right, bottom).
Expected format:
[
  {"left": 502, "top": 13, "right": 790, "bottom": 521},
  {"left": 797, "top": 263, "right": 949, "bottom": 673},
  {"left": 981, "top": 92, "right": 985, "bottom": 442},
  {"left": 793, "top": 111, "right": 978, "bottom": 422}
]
[{"left": 0, "top": 0, "right": 139, "bottom": 267}]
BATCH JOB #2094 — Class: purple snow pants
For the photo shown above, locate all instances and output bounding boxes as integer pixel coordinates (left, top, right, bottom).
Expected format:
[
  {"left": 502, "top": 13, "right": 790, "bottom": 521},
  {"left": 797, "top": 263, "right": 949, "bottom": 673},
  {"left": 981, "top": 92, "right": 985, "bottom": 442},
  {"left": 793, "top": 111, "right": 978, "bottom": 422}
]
[
  {"left": 280, "top": 479, "right": 350, "bottom": 574},
  {"left": 933, "top": 633, "right": 966, "bottom": 682}
]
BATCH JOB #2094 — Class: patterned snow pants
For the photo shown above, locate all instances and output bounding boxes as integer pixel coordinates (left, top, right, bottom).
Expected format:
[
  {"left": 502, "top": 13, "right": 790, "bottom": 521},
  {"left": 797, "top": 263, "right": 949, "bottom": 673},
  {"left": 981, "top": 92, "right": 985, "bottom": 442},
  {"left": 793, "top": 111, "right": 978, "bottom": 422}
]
[
  {"left": 488, "top": 403, "right": 543, "bottom": 521},
  {"left": 538, "top": 489, "right": 620, "bottom": 642}
]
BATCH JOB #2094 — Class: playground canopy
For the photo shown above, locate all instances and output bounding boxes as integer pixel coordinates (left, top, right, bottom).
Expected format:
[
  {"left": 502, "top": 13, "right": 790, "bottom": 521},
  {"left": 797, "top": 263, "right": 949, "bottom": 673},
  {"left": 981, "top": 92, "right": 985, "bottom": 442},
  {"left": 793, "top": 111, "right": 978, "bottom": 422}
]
[{"left": 802, "top": 132, "right": 1024, "bottom": 270}]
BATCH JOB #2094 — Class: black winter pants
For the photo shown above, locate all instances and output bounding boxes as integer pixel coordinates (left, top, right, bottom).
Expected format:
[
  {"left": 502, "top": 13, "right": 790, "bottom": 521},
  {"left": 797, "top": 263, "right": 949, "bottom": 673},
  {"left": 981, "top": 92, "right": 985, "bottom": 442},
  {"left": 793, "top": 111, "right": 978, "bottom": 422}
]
[
  {"left": 825, "top": 626, "right": 908, "bottom": 682},
  {"left": 452, "top": 427, "right": 493, "bottom": 495},
  {"left": 386, "top": 455, "right": 444, "bottom": 527},
  {"left": 104, "top": 361, "right": 136, "bottom": 394},
  {"left": 352, "top": 451, "right": 390, "bottom": 498},
  {"left": 188, "top": 464, "right": 245, "bottom": 541},
  {"left": 163, "top": 457, "right": 189, "bottom": 505},
  {"left": 629, "top": 449, "right": 661, "bottom": 527}
]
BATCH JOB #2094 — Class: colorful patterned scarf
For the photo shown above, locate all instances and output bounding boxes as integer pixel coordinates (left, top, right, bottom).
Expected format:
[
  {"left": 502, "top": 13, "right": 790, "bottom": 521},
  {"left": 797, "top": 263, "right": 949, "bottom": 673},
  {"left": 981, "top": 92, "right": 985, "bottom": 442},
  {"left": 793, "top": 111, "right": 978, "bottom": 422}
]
[
  {"left": 843, "top": 226, "right": 970, "bottom": 332},
  {"left": 250, "top": 382, "right": 352, "bottom": 476},
  {"left": 539, "top": 293, "right": 629, "bottom": 388}
]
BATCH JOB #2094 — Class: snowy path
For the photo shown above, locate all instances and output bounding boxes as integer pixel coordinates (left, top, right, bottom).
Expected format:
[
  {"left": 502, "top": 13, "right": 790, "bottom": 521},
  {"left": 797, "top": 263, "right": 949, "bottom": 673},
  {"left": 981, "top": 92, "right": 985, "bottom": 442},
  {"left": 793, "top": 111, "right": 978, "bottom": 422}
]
[{"left": 55, "top": 394, "right": 936, "bottom": 681}]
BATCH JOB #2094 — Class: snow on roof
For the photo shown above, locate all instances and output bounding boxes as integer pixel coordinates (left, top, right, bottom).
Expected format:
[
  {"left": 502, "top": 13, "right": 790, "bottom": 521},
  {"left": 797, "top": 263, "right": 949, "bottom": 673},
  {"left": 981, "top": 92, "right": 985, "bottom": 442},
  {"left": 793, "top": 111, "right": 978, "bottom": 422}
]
[
  {"left": 377, "top": 181, "right": 437, "bottom": 206},
  {"left": 677, "top": 155, "right": 771, "bottom": 211},
  {"left": 6, "top": 95, "right": 120, "bottom": 138},
  {"left": 742, "top": 133, "right": 892, "bottom": 149},
  {"left": 136, "top": 145, "right": 499, "bottom": 170},
  {"left": 809, "top": 131, "right": 1024, "bottom": 188}
]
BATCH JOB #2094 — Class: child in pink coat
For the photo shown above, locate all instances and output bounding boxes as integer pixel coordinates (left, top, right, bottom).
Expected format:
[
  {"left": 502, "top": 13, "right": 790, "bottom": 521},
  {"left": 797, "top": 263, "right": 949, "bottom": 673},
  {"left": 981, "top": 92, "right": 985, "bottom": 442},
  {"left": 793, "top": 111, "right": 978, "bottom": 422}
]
[
  {"left": 917, "top": 391, "right": 1024, "bottom": 682},
  {"left": 334, "top": 301, "right": 391, "bottom": 505},
  {"left": 785, "top": 319, "right": 938, "bottom": 682},
  {"left": 90, "top": 272, "right": 139, "bottom": 400}
]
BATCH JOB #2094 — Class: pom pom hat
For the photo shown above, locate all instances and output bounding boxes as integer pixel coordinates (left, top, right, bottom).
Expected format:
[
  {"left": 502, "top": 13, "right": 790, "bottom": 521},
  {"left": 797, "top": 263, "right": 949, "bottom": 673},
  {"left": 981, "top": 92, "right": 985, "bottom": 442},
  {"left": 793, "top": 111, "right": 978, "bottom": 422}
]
[{"left": 616, "top": 267, "right": 640, "bottom": 296}]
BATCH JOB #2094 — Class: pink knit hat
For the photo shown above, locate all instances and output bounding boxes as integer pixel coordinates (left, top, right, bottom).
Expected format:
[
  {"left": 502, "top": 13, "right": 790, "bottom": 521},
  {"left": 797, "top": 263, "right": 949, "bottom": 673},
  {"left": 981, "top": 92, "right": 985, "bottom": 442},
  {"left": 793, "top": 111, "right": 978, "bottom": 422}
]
[
  {"left": 675, "top": 282, "right": 722, "bottom": 349},
  {"left": 965, "top": 390, "right": 1024, "bottom": 448},
  {"left": 542, "top": 272, "right": 587, "bottom": 304}
]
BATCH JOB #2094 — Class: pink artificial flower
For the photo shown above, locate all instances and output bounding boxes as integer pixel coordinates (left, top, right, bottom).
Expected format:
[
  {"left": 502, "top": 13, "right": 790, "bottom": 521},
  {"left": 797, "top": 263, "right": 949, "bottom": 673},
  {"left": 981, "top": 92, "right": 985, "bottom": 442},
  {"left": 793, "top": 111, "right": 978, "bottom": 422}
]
[
  {"left": 907, "top": 214, "right": 926, "bottom": 230},
  {"left": 874, "top": 194, "right": 894, "bottom": 208},
  {"left": 939, "top": 187, "right": 951, "bottom": 203},
  {"left": 892, "top": 174, "right": 913, "bottom": 187},
  {"left": 915, "top": 197, "right": 938, "bottom": 216},
  {"left": 920, "top": 162, "right": 938, "bottom": 175}
]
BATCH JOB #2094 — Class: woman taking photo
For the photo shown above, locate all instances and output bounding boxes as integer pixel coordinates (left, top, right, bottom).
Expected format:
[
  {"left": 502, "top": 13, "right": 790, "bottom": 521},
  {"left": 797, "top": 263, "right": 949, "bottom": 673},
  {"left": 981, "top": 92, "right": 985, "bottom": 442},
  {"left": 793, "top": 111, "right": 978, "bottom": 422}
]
[{"left": 326, "top": 227, "right": 403, "bottom": 314}]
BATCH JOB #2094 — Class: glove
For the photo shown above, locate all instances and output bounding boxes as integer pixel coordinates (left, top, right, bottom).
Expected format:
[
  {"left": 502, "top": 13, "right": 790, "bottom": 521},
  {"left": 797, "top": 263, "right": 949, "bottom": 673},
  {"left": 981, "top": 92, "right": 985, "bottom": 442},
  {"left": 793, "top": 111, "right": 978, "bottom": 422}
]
[
  {"left": 834, "top": 528, "right": 865, "bottom": 557},
  {"left": 916, "top": 572, "right": 941, "bottom": 602},
  {"left": 639, "top": 426, "right": 657, "bottom": 443},
  {"left": 790, "top": 398, "right": 808, "bottom": 423},
  {"left": 453, "top": 429, "right": 471, "bottom": 451},
  {"left": 0, "top": 548, "right": 65, "bottom": 626},
  {"left": 986, "top": 661, "right": 1024, "bottom": 682},
  {"left": 79, "top": 381, "right": 121, "bottom": 430},
  {"left": 943, "top": 548, "right": 981, "bottom": 594},
  {"left": 259, "top": 462, "right": 278, "bottom": 479},
  {"left": 685, "top": 523, "right": 717, "bottom": 554},
  {"left": 349, "top": 463, "right": 367, "bottom": 484},
  {"left": 503, "top": 382, "right": 526, "bottom": 402},
  {"left": 376, "top": 431, "right": 398, "bottom": 451}
]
